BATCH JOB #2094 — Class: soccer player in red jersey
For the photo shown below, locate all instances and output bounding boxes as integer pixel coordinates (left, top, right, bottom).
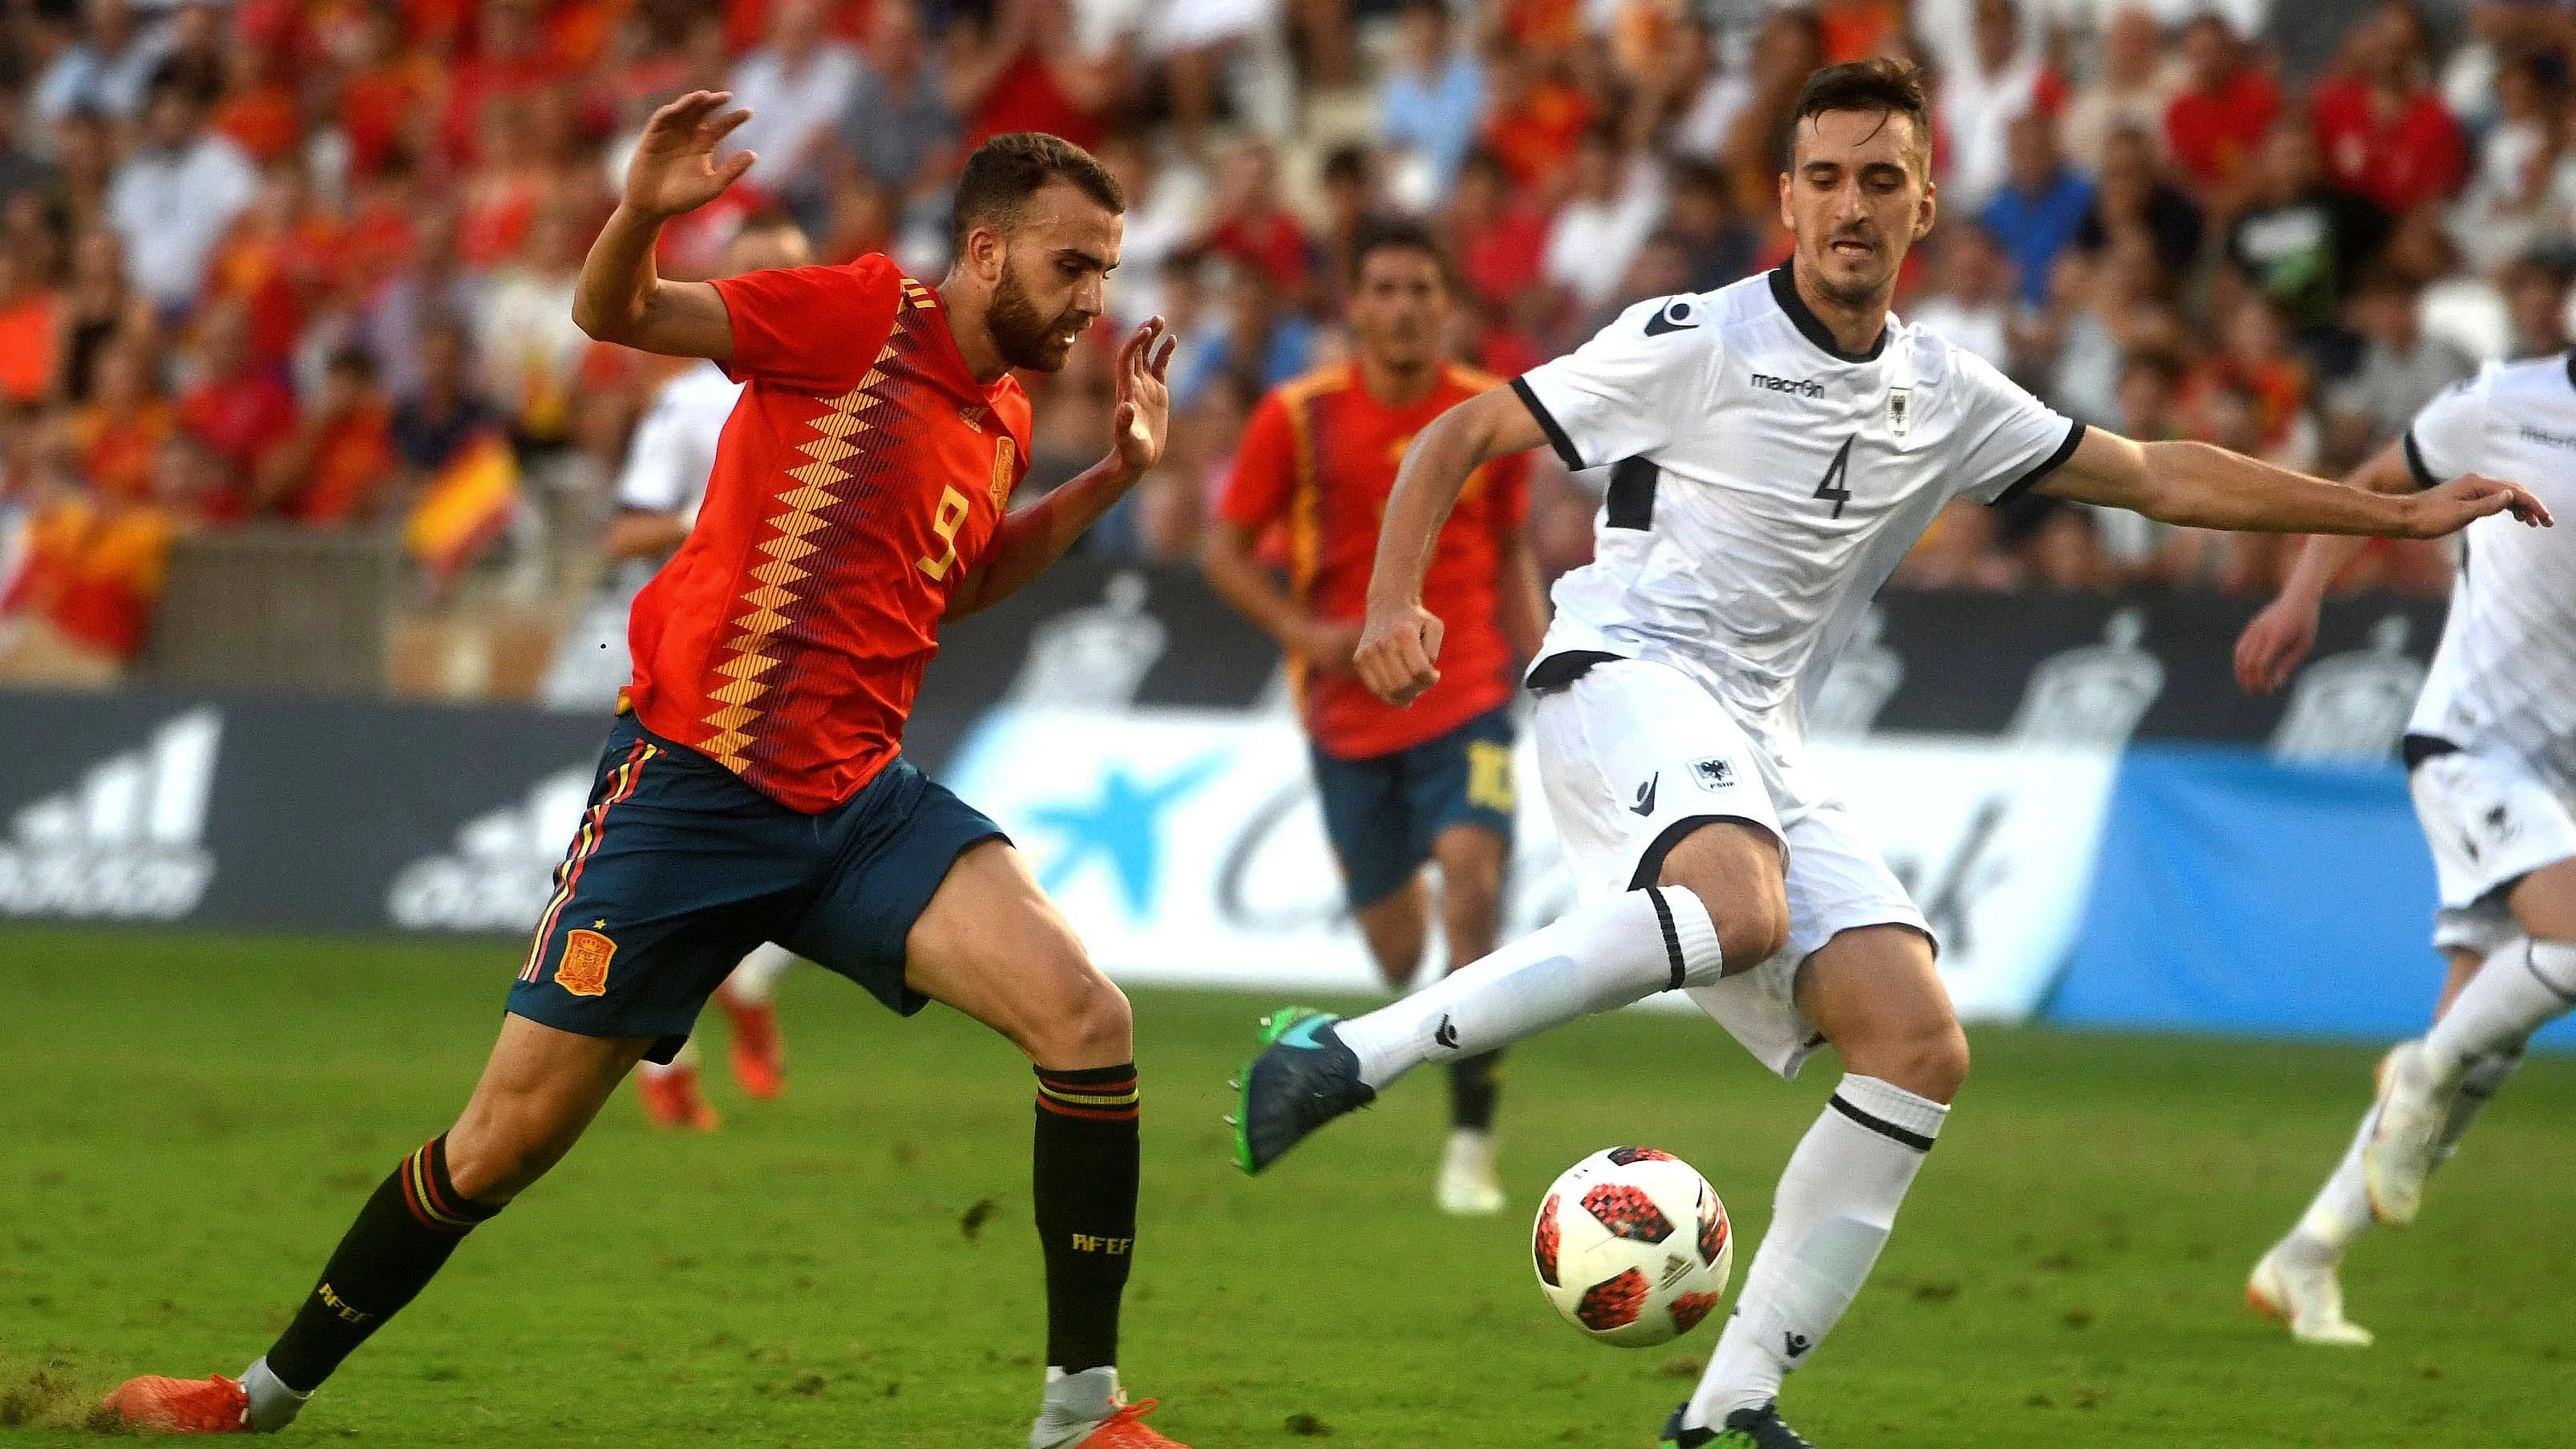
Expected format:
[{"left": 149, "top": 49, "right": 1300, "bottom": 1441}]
[
  {"left": 103, "top": 97, "right": 1189, "bottom": 1449},
  {"left": 1202, "top": 219, "right": 1547, "bottom": 1215}
]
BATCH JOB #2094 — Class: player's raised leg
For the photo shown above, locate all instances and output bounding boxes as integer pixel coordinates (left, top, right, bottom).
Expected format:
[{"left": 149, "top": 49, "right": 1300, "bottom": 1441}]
[
  {"left": 1670, "top": 925, "right": 1960, "bottom": 1448},
  {"left": 904, "top": 840, "right": 1179, "bottom": 1449},
  {"left": 2368, "top": 858, "right": 2576, "bottom": 1223},
  {"left": 1234, "top": 817, "right": 1771, "bottom": 1173},
  {"left": 1430, "top": 820, "right": 1510, "bottom": 1214},
  {"left": 102, "top": 1018, "right": 653, "bottom": 1433}
]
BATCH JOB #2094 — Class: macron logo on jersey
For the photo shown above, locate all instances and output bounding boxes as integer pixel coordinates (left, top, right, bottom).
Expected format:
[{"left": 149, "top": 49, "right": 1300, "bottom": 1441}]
[
  {"left": 0, "top": 710, "right": 220, "bottom": 921},
  {"left": 1750, "top": 373, "right": 1826, "bottom": 399},
  {"left": 388, "top": 765, "right": 595, "bottom": 932}
]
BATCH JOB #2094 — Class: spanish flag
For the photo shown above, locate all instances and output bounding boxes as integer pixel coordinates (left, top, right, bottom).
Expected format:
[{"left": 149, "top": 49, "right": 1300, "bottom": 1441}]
[{"left": 404, "top": 431, "right": 520, "bottom": 582}]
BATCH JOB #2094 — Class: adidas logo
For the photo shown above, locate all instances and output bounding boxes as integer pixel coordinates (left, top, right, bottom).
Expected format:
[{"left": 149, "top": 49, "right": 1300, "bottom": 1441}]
[
  {"left": 0, "top": 710, "right": 220, "bottom": 921},
  {"left": 387, "top": 765, "right": 593, "bottom": 931}
]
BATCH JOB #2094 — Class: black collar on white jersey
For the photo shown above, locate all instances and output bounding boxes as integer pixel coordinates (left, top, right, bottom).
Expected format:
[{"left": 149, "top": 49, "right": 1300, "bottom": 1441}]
[{"left": 1769, "top": 263, "right": 1889, "bottom": 364}]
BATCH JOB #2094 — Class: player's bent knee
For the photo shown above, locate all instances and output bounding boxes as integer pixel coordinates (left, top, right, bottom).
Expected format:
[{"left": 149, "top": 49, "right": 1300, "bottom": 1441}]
[
  {"left": 1021, "top": 961, "right": 1134, "bottom": 1069},
  {"left": 443, "top": 1112, "right": 581, "bottom": 1204},
  {"left": 1863, "top": 1022, "right": 1969, "bottom": 1105}
]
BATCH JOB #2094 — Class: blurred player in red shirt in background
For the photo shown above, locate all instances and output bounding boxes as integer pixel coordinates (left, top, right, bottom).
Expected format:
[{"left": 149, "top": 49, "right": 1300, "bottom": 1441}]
[{"left": 1203, "top": 218, "right": 1547, "bottom": 1216}]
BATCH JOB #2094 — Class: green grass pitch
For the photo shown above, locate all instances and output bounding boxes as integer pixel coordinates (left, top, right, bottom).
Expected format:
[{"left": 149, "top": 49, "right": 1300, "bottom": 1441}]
[{"left": 2, "top": 927, "right": 2570, "bottom": 1447}]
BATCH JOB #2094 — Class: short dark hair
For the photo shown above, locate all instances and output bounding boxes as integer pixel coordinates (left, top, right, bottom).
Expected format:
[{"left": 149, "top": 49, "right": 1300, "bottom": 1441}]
[
  {"left": 1347, "top": 216, "right": 1450, "bottom": 289},
  {"left": 1787, "top": 58, "right": 1932, "bottom": 173},
  {"left": 951, "top": 132, "right": 1126, "bottom": 253}
]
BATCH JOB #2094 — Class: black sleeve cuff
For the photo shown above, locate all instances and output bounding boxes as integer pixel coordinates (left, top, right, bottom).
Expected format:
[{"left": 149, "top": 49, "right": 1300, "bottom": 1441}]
[
  {"left": 1988, "top": 420, "right": 2088, "bottom": 507},
  {"left": 2401, "top": 430, "right": 2443, "bottom": 492},
  {"left": 1511, "top": 375, "right": 1586, "bottom": 472}
]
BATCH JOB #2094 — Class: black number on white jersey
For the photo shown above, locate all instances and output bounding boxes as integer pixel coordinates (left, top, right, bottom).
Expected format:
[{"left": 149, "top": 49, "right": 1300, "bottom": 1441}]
[{"left": 1812, "top": 435, "right": 1856, "bottom": 517}]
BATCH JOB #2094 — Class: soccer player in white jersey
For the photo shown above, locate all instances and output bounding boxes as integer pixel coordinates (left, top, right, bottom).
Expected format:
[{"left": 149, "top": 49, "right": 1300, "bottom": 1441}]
[
  {"left": 1227, "top": 59, "right": 2549, "bottom": 1448},
  {"left": 2235, "top": 349, "right": 2576, "bottom": 1346},
  {"left": 541, "top": 211, "right": 814, "bottom": 1131}
]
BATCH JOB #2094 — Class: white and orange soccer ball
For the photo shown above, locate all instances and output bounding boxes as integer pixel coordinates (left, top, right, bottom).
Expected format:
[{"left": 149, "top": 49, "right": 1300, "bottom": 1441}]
[{"left": 1531, "top": 1147, "right": 1733, "bottom": 1347}]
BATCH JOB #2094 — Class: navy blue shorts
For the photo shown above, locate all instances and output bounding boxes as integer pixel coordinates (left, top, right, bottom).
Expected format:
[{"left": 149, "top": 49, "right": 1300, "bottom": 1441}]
[
  {"left": 1309, "top": 706, "right": 1517, "bottom": 909},
  {"left": 508, "top": 714, "right": 1006, "bottom": 1062}
]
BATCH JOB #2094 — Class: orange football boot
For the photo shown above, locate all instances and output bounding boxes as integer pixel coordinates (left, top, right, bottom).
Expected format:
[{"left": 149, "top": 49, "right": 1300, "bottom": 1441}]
[
  {"left": 1074, "top": 1397, "right": 1190, "bottom": 1447},
  {"left": 637, "top": 1062, "right": 721, "bottom": 1131},
  {"left": 718, "top": 990, "right": 786, "bottom": 1101},
  {"left": 99, "top": 1374, "right": 249, "bottom": 1432}
]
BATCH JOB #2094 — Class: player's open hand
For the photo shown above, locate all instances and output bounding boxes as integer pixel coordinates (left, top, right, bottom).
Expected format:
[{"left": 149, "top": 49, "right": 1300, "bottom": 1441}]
[
  {"left": 1109, "top": 317, "right": 1178, "bottom": 479},
  {"left": 624, "top": 91, "right": 755, "bottom": 221},
  {"left": 2234, "top": 592, "right": 2319, "bottom": 695},
  {"left": 2404, "top": 474, "right": 2553, "bottom": 538},
  {"left": 1354, "top": 601, "right": 1444, "bottom": 706}
]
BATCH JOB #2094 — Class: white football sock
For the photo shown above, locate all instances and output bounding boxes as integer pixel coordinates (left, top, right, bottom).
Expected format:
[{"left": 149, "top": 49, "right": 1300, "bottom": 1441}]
[
  {"left": 1030, "top": 1365, "right": 1119, "bottom": 1449},
  {"left": 240, "top": 1358, "right": 309, "bottom": 1432},
  {"left": 1686, "top": 1076, "right": 1947, "bottom": 1430},
  {"left": 2286, "top": 1102, "right": 2379, "bottom": 1261},
  {"left": 1333, "top": 887, "right": 1722, "bottom": 1091},
  {"left": 725, "top": 943, "right": 798, "bottom": 1006},
  {"left": 2420, "top": 940, "right": 2576, "bottom": 1087}
]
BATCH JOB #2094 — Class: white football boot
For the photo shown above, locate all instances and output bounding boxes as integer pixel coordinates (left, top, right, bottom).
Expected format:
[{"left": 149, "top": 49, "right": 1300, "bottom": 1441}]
[
  {"left": 2246, "top": 1244, "right": 2373, "bottom": 1346},
  {"left": 2363, "top": 1040, "right": 2457, "bottom": 1226},
  {"left": 1437, "top": 1128, "right": 1506, "bottom": 1216}
]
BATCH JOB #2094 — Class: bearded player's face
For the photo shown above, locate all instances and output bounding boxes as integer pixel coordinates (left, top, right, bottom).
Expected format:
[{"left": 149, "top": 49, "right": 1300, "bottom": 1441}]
[{"left": 985, "top": 182, "right": 1124, "bottom": 373}]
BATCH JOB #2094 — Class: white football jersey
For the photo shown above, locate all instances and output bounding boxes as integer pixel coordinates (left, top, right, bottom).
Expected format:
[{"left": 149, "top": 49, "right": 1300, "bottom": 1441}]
[
  {"left": 1515, "top": 266, "right": 2083, "bottom": 747},
  {"left": 2401, "top": 354, "right": 2576, "bottom": 787},
  {"left": 613, "top": 360, "right": 744, "bottom": 528}
]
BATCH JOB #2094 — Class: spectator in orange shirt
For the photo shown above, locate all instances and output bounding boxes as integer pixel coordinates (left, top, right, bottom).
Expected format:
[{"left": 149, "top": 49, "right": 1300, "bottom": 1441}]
[
  {"left": 0, "top": 428, "right": 208, "bottom": 682},
  {"left": 2308, "top": 2, "right": 2465, "bottom": 217},
  {"left": 437, "top": 0, "right": 552, "bottom": 165},
  {"left": 1204, "top": 139, "right": 1316, "bottom": 296},
  {"left": 204, "top": 160, "right": 346, "bottom": 368},
  {"left": 176, "top": 297, "right": 298, "bottom": 519},
  {"left": 71, "top": 339, "right": 176, "bottom": 499},
  {"left": 1446, "top": 148, "right": 1548, "bottom": 314},
  {"left": 2164, "top": 17, "right": 2280, "bottom": 209},
  {"left": 212, "top": 28, "right": 300, "bottom": 164},
  {"left": 0, "top": 249, "right": 59, "bottom": 404},
  {"left": 335, "top": 4, "right": 440, "bottom": 179},
  {"left": 257, "top": 346, "right": 397, "bottom": 524},
  {"left": 1479, "top": 45, "right": 1591, "bottom": 194}
]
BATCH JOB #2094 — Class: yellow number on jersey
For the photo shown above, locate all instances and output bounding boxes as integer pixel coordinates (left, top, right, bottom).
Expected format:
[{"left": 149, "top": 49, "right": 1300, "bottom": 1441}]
[{"left": 916, "top": 485, "right": 973, "bottom": 581}]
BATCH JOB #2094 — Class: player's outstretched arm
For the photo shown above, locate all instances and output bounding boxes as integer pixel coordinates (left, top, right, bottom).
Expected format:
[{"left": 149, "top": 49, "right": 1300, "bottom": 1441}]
[
  {"left": 2036, "top": 428, "right": 2550, "bottom": 541},
  {"left": 1356, "top": 386, "right": 1547, "bottom": 706},
  {"left": 572, "top": 91, "right": 753, "bottom": 360},
  {"left": 945, "top": 318, "right": 1176, "bottom": 619},
  {"left": 2231, "top": 439, "right": 2421, "bottom": 694}
]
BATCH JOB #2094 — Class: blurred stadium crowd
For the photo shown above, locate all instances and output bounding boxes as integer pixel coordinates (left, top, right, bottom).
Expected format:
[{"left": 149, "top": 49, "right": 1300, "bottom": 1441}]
[{"left": 0, "top": 0, "right": 2567, "bottom": 693}]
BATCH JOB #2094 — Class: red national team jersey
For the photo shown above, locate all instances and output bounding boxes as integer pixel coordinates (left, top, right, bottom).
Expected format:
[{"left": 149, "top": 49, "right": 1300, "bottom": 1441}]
[
  {"left": 1220, "top": 362, "right": 1529, "bottom": 760},
  {"left": 625, "top": 254, "right": 1031, "bottom": 813}
]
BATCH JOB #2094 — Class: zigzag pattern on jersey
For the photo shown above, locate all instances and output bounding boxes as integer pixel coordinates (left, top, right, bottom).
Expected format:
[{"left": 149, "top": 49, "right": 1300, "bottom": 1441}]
[{"left": 697, "top": 277, "right": 944, "bottom": 771}]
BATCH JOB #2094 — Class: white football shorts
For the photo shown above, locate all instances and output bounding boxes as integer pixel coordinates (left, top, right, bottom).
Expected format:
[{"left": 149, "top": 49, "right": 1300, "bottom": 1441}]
[
  {"left": 1531, "top": 657, "right": 1930, "bottom": 1079},
  {"left": 2409, "top": 743, "right": 2576, "bottom": 959}
]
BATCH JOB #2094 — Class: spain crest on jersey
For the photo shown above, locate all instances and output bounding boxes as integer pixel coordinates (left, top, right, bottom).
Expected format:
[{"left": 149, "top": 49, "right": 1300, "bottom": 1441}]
[{"left": 989, "top": 435, "right": 1018, "bottom": 509}]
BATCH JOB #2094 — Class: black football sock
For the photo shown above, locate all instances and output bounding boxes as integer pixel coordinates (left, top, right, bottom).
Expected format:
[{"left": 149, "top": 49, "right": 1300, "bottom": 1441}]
[
  {"left": 1031, "top": 1064, "right": 1140, "bottom": 1375},
  {"left": 1447, "top": 1050, "right": 1503, "bottom": 1132},
  {"left": 262, "top": 1135, "right": 501, "bottom": 1393}
]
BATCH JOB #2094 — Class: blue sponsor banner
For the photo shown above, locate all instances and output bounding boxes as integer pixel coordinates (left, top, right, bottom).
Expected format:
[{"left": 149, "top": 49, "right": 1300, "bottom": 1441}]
[{"left": 2048, "top": 744, "right": 2576, "bottom": 1048}]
